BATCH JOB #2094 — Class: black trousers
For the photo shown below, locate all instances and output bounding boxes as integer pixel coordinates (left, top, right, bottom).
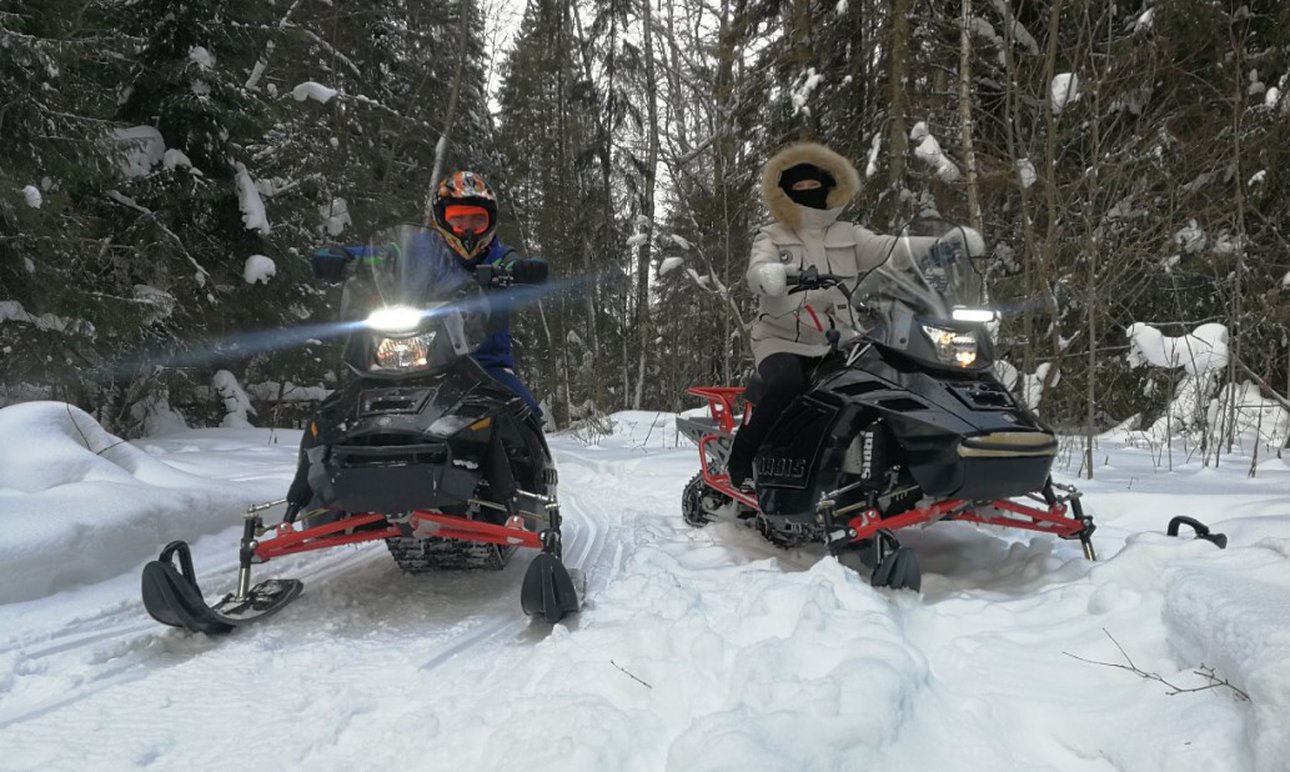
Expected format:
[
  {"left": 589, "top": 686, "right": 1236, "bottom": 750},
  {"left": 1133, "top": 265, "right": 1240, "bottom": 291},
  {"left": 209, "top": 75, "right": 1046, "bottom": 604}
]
[{"left": 726, "top": 352, "right": 822, "bottom": 484}]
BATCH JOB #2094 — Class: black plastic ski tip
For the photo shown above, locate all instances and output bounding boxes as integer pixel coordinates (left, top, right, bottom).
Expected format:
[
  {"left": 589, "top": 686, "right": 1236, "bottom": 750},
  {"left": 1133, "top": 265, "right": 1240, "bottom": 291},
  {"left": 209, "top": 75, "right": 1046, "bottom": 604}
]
[
  {"left": 520, "top": 552, "right": 580, "bottom": 624},
  {"left": 1167, "top": 516, "right": 1228, "bottom": 550},
  {"left": 871, "top": 547, "right": 922, "bottom": 592},
  {"left": 868, "top": 530, "right": 922, "bottom": 592},
  {"left": 141, "top": 541, "right": 303, "bottom": 635}
]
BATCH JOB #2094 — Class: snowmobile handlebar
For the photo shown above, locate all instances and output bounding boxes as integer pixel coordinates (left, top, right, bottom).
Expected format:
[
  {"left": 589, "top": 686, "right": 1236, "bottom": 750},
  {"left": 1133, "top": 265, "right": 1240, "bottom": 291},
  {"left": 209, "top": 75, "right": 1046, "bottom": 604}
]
[{"left": 786, "top": 266, "right": 846, "bottom": 294}]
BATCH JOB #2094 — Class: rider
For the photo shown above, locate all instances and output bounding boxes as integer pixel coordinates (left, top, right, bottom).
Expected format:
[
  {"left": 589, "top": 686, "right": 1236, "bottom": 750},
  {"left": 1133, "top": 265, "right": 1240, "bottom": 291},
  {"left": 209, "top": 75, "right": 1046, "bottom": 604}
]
[
  {"left": 724, "top": 141, "right": 976, "bottom": 489},
  {"left": 285, "top": 170, "right": 548, "bottom": 517}
]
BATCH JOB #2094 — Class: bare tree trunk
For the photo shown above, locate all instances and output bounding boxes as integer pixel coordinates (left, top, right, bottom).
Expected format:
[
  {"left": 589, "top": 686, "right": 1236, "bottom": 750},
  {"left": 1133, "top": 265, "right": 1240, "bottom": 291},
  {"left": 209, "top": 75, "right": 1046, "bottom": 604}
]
[
  {"left": 422, "top": 0, "right": 472, "bottom": 226},
  {"left": 887, "top": 0, "right": 911, "bottom": 191},
  {"left": 1038, "top": 0, "right": 1067, "bottom": 407},
  {"left": 633, "top": 0, "right": 661, "bottom": 409},
  {"left": 957, "top": 0, "right": 982, "bottom": 232}
]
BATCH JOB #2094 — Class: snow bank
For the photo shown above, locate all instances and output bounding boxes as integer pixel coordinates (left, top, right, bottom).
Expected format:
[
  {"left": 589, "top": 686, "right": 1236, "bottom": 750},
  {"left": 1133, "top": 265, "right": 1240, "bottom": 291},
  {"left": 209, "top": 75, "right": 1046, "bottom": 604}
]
[
  {"left": 1164, "top": 542, "right": 1290, "bottom": 771},
  {"left": 0, "top": 403, "right": 289, "bottom": 603}
]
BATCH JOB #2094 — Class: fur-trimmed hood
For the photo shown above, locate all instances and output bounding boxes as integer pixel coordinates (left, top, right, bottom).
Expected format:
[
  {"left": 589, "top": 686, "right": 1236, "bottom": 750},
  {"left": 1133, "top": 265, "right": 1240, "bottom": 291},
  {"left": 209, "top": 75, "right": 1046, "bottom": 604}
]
[{"left": 761, "top": 142, "right": 861, "bottom": 230}]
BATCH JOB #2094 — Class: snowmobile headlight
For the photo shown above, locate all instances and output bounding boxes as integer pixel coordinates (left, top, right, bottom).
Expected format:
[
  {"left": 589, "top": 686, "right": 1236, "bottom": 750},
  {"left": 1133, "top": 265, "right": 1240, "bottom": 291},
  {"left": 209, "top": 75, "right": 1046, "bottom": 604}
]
[
  {"left": 951, "top": 307, "right": 998, "bottom": 323},
  {"left": 372, "top": 331, "right": 436, "bottom": 371},
  {"left": 365, "top": 306, "right": 423, "bottom": 333},
  {"left": 921, "top": 324, "right": 979, "bottom": 368}
]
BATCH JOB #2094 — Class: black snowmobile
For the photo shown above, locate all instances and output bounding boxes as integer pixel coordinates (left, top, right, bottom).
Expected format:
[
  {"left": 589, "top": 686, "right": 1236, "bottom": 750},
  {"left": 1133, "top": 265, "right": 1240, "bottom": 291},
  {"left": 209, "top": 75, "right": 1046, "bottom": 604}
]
[
  {"left": 141, "top": 224, "right": 580, "bottom": 633},
  {"left": 678, "top": 220, "right": 1097, "bottom": 591}
]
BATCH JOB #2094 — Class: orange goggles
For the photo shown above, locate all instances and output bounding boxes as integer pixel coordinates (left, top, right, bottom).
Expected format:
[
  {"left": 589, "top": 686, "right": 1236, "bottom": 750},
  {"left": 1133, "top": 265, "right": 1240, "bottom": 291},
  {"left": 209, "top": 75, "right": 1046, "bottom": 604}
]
[{"left": 443, "top": 205, "right": 491, "bottom": 234}]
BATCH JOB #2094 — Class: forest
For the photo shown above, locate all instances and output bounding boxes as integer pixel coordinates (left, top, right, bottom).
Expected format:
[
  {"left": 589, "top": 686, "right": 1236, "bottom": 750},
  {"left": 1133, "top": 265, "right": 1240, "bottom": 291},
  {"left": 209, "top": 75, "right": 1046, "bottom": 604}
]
[{"left": 3, "top": 0, "right": 1289, "bottom": 472}]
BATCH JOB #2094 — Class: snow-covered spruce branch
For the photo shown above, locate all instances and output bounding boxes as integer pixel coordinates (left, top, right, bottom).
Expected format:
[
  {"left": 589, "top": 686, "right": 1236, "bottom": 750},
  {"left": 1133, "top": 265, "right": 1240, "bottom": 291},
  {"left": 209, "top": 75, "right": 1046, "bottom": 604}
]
[
  {"left": 232, "top": 21, "right": 361, "bottom": 78},
  {"left": 105, "top": 191, "right": 213, "bottom": 285},
  {"left": 1063, "top": 629, "right": 1250, "bottom": 702}
]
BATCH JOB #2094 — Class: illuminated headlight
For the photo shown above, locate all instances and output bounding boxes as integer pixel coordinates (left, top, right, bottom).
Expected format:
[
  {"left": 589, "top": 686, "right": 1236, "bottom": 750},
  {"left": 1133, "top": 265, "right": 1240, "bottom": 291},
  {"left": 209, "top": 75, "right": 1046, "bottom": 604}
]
[
  {"left": 372, "top": 332, "right": 435, "bottom": 371},
  {"left": 921, "top": 325, "right": 979, "bottom": 367},
  {"left": 951, "top": 308, "right": 998, "bottom": 323},
  {"left": 365, "top": 306, "right": 422, "bottom": 333}
]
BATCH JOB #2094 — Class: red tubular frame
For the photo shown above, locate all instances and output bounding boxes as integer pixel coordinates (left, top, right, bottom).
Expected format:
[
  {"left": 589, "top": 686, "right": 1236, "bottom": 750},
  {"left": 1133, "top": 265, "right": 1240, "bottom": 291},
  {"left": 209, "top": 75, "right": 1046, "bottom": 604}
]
[
  {"left": 688, "top": 384, "right": 1086, "bottom": 545},
  {"left": 253, "top": 510, "right": 543, "bottom": 562}
]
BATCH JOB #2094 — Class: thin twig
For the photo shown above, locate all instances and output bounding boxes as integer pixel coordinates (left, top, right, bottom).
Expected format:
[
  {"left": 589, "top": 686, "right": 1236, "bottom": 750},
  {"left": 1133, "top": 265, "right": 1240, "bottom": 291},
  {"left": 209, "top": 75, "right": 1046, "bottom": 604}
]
[
  {"left": 610, "top": 659, "right": 653, "bottom": 689},
  {"left": 1063, "top": 629, "right": 1250, "bottom": 702}
]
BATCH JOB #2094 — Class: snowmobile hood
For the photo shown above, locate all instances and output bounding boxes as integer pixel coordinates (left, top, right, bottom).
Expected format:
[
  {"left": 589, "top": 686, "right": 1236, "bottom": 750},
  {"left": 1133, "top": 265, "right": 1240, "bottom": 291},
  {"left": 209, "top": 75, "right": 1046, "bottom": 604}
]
[{"left": 761, "top": 142, "right": 861, "bottom": 231}]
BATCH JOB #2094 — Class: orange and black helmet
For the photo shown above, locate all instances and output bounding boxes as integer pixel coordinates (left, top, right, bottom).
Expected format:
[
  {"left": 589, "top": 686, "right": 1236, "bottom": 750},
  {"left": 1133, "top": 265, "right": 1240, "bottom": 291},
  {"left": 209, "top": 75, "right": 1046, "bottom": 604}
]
[{"left": 431, "top": 171, "right": 499, "bottom": 260}]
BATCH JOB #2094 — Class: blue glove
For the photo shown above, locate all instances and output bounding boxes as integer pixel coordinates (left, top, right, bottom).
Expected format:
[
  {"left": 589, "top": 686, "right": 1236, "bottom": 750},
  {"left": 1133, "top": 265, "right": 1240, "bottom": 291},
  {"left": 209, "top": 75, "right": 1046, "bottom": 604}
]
[{"left": 311, "top": 245, "right": 352, "bottom": 281}]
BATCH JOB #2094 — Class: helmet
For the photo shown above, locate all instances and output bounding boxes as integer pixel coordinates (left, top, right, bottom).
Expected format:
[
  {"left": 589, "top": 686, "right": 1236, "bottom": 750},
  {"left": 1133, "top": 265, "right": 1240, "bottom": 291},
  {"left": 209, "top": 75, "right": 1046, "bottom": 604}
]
[{"left": 432, "top": 170, "right": 499, "bottom": 260}]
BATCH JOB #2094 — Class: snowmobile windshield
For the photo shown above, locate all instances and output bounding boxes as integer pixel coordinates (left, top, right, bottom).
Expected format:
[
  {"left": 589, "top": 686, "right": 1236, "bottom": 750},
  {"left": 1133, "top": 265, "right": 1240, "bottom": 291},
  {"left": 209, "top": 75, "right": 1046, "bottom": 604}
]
[
  {"left": 854, "top": 219, "right": 994, "bottom": 371},
  {"left": 859, "top": 220, "right": 986, "bottom": 320},
  {"left": 345, "top": 223, "right": 488, "bottom": 374}
]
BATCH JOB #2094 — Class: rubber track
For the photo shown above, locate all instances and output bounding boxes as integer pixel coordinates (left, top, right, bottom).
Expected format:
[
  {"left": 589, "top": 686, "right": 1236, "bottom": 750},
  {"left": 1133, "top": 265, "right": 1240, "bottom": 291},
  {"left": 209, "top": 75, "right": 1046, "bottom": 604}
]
[{"left": 383, "top": 536, "right": 517, "bottom": 572}]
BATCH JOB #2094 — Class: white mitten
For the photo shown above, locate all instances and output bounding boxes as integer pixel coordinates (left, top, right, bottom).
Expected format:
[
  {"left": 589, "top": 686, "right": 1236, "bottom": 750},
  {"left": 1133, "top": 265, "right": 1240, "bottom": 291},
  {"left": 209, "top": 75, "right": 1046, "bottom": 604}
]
[
  {"left": 941, "top": 225, "right": 986, "bottom": 257},
  {"left": 749, "top": 262, "right": 788, "bottom": 297}
]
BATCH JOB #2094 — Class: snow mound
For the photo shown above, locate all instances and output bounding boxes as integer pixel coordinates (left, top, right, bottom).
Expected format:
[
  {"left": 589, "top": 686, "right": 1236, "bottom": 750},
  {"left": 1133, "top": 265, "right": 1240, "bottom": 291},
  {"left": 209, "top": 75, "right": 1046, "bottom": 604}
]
[
  {"left": 1126, "top": 322, "right": 1228, "bottom": 375},
  {"left": 1164, "top": 543, "right": 1290, "bottom": 771},
  {"left": 0, "top": 402, "right": 288, "bottom": 603},
  {"left": 292, "top": 81, "right": 338, "bottom": 104}
]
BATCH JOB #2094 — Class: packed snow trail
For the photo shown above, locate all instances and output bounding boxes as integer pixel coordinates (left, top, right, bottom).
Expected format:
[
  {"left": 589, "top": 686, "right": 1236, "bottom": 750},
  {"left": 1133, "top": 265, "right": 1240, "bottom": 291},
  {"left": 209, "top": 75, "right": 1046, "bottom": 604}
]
[{"left": 1, "top": 407, "right": 1288, "bottom": 770}]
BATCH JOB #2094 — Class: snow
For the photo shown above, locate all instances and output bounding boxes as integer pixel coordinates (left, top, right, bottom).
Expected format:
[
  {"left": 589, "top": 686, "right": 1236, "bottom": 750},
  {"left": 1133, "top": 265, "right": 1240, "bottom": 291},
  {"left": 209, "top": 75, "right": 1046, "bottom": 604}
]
[
  {"left": 1127, "top": 322, "right": 1229, "bottom": 376},
  {"left": 909, "top": 122, "right": 961, "bottom": 182},
  {"left": 212, "top": 370, "right": 256, "bottom": 428},
  {"left": 1174, "top": 219, "right": 1207, "bottom": 254},
  {"left": 1051, "top": 73, "right": 1081, "bottom": 114},
  {"left": 21, "top": 185, "right": 42, "bottom": 208},
  {"left": 243, "top": 254, "right": 276, "bottom": 284},
  {"left": 669, "top": 234, "right": 692, "bottom": 251},
  {"left": 111, "top": 126, "right": 165, "bottom": 179},
  {"left": 1016, "top": 157, "right": 1037, "bottom": 189},
  {"left": 319, "top": 197, "right": 351, "bottom": 236},
  {"left": 791, "top": 68, "right": 824, "bottom": 116},
  {"left": 132, "top": 284, "right": 176, "bottom": 324},
  {"left": 1248, "top": 170, "right": 1266, "bottom": 187},
  {"left": 162, "top": 148, "right": 196, "bottom": 173},
  {"left": 234, "top": 162, "right": 270, "bottom": 235},
  {"left": 188, "top": 46, "right": 214, "bottom": 70},
  {"left": 1264, "top": 87, "right": 1281, "bottom": 109},
  {"left": 2, "top": 406, "right": 1289, "bottom": 768},
  {"left": 0, "top": 300, "right": 92, "bottom": 335},
  {"left": 1282, "top": 271, "right": 1290, "bottom": 288},
  {"left": 659, "top": 256, "right": 685, "bottom": 276},
  {"left": 1133, "top": 7, "right": 1155, "bottom": 33},
  {"left": 292, "top": 80, "right": 339, "bottom": 104},
  {"left": 865, "top": 133, "right": 882, "bottom": 179}
]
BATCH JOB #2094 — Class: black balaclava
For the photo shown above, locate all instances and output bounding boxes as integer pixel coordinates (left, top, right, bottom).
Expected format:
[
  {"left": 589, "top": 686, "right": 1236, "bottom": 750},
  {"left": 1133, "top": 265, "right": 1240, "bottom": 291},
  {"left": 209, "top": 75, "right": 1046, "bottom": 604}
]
[{"left": 778, "top": 163, "right": 836, "bottom": 210}]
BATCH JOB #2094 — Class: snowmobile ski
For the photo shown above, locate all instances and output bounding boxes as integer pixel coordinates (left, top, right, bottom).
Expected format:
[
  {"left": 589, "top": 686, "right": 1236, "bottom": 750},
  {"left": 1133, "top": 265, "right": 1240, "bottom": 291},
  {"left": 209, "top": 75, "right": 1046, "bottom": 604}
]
[
  {"left": 141, "top": 540, "right": 303, "bottom": 635},
  {"left": 520, "top": 530, "right": 582, "bottom": 624}
]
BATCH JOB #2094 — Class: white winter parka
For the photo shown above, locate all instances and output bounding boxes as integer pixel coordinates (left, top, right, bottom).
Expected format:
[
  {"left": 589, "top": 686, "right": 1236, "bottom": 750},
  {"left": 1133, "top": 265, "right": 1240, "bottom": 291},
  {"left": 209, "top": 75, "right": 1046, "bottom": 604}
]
[{"left": 747, "top": 142, "right": 936, "bottom": 364}]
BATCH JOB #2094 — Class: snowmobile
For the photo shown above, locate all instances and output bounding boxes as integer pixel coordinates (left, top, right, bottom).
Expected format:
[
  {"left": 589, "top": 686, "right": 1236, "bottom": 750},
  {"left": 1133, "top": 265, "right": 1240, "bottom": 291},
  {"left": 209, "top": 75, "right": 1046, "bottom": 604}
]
[
  {"left": 678, "top": 220, "right": 1097, "bottom": 591},
  {"left": 141, "top": 224, "right": 580, "bottom": 634}
]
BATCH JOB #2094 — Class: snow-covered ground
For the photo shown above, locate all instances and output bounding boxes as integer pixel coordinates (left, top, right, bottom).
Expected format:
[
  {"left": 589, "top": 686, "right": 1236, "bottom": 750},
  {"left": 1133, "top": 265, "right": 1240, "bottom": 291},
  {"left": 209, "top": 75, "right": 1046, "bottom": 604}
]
[{"left": 1, "top": 403, "right": 1288, "bottom": 771}]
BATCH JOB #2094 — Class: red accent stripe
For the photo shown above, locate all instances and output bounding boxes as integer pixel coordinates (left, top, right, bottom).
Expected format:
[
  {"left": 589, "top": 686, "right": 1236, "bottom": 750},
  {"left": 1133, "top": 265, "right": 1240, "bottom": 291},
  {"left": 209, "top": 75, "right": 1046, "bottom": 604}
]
[{"left": 803, "top": 305, "right": 824, "bottom": 332}]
